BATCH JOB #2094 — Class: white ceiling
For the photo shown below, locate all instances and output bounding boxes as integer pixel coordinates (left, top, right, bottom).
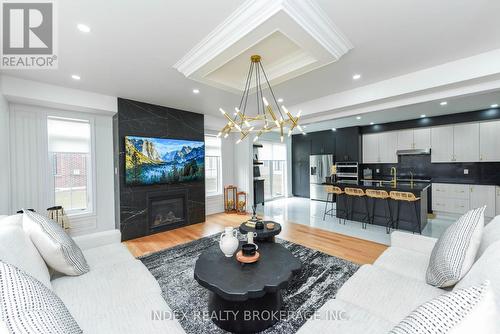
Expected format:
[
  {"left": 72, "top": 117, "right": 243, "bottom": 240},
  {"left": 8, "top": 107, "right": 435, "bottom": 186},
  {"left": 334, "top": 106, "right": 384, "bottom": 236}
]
[
  {"left": 301, "top": 90, "right": 500, "bottom": 133},
  {"left": 2, "top": 0, "right": 500, "bottom": 129}
]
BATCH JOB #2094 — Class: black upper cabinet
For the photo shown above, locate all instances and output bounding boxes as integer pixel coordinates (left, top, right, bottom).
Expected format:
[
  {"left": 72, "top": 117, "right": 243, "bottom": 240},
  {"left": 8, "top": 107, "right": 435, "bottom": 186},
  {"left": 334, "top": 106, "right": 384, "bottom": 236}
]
[
  {"left": 335, "top": 127, "right": 362, "bottom": 162},
  {"left": 310, "top": 130, "right": 335, "bottom": 155}
]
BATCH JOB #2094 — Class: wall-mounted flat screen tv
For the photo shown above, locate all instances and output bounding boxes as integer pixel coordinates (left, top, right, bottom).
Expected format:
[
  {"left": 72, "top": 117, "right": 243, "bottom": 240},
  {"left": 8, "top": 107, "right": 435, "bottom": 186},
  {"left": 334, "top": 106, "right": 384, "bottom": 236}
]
[{"left": 125, "top": 136, "right": 204, "bottom": 186}]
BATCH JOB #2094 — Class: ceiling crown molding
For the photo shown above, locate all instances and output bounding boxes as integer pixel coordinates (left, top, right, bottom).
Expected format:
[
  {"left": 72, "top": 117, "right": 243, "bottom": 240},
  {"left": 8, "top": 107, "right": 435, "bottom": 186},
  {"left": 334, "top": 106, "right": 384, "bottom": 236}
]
[{"left": 173, "top": 0, "right": 353, "bottom": 92}]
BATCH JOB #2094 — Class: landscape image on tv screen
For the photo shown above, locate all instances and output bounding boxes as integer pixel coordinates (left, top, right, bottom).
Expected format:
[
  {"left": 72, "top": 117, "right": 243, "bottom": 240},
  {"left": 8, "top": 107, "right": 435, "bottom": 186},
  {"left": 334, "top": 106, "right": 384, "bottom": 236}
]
[{"left": 125, "top": 136, "right": 204, "bottom": 185}]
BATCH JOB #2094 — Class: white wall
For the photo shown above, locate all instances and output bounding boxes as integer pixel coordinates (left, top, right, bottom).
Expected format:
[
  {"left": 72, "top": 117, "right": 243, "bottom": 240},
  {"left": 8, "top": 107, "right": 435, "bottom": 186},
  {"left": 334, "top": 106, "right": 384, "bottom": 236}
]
[
  {"left": 9, "top": 104, "right": 115, "bottom": 235},
  {"left": 0, "top": 79, "right": 11, "bottom": 214}
]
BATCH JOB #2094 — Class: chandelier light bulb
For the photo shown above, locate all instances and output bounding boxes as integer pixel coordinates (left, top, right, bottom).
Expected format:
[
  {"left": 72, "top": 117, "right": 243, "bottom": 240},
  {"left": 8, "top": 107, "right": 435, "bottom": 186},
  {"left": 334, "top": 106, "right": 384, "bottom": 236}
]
[
  {"left": 244, "top": 120, "right": 251, "bottom": 127},
  {"left": 274, "top": 120, "right": 280, "bottom": 127},
  {"left": 235, "top": 107, "right": 240, "bottom": 112},
  {"left": 253, "top": 135, "right": 259, "bottom": 142},
  {"left": 249, "top": 127, "right": 255, "bottom": 131},
  {"left": 236, "top": 138, "right": 242, "bottom": 144},
  {"left": 281, "top": 105, "right": 288, "bottom": 113},
  {"left": 297, "top": 125, "right": 303, "bottom": 132},
  {"left": 262, "top": 97, "right": 269, "bottom": 107},
  {"left": 224, "top": 133, "right": 229, "bottom": 139},
  {"left": 280, "top": 135, "right": 284, "bottom": 143},
  {"left": 217, "top": 132, "right": 222, "bottom": 138},
  {"left": 288, "top": 129, "right": 292, "bottom": 137},
  {"left": 219, "top": 108, "right": 226, "bottom": 115},
  {"left": 297, "top": 110, "right": 302, "bottom": 117}
]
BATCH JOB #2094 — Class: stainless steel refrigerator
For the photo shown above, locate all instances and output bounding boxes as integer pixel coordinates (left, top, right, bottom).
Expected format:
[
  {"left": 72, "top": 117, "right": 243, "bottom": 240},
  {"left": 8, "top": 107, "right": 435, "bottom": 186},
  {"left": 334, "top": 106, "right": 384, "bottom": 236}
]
[{"left": 309, "top": 154, "right": 334, "bottom": 201}]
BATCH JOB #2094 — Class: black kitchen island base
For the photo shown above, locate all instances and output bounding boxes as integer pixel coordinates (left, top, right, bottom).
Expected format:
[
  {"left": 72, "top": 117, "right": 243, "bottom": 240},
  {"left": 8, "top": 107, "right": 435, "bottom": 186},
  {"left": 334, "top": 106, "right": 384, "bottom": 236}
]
[
  {"left": 208, "top": 291, "right": 282, "bottom": 333},
  {"left": 327, "top": 181, "right": 430, "bottom": 233}
]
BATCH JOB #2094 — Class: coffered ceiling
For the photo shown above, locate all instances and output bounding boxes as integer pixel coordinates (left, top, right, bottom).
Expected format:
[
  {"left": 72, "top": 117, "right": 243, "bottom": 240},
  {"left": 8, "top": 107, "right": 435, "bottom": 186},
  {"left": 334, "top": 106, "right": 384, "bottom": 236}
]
[{"left": 2, "top": 0, "right": 500, "bottom": 130}]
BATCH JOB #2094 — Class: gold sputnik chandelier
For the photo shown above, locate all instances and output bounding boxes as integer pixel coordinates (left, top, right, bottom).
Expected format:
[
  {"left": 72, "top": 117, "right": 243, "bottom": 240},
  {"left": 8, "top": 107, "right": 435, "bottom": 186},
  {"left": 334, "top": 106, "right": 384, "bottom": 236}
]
[{"left": 217, "top": 55, "right": 304, "bottom": 144}]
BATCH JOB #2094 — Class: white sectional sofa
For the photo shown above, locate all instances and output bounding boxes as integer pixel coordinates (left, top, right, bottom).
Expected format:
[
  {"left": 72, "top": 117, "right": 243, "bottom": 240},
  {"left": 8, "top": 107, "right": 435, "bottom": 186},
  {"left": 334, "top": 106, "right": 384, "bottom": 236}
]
[
  {"left": 3, "top": 212, "right": 499, "bottom": 334},
  {"left": 299, "top": 216, "right": 500, "bottom": 334},
  {"left": 0, "top": 215, "right": 185, "bottom": 334}
]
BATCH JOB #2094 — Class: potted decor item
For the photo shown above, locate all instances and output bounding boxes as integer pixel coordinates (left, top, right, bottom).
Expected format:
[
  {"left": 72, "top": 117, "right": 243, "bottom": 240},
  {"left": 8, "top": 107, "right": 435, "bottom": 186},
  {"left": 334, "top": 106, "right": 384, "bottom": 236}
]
[{"left": 219, "top": 227, "right": 239, "bottom": 257}]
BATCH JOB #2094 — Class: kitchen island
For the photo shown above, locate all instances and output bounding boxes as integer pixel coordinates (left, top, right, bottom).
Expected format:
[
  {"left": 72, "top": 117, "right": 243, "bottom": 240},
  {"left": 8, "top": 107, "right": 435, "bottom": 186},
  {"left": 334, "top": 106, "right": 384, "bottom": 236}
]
[{"left": 324, "top": 180, "right": 430, "bottom": 233}]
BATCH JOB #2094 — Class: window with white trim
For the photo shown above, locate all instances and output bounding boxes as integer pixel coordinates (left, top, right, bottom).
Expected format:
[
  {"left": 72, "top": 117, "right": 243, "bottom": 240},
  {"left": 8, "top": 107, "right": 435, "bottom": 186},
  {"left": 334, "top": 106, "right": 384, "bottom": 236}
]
[
  {"left": 47, "top": 117, "right": 93, "bottom": 215},
  {"left": 205, "top": 135, "right": 222, "bottom": 196},
  {"left": 259, "top": 142, "right": 286, "bottom": 200}
]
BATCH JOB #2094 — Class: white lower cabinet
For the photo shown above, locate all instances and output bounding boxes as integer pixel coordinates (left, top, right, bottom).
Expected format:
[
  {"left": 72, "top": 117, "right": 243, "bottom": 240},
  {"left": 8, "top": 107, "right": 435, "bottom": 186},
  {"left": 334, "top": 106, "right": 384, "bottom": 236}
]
[
  {"left": 432, "top": 183, "right": 496, "bottom": 218},
  {"left": 497, "top": 187, "right": 500, "bottom": 216}
]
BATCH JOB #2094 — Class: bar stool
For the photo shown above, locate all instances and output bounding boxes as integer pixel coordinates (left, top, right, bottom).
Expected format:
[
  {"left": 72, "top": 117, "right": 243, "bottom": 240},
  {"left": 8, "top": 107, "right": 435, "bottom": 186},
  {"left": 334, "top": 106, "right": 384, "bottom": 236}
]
[
  {"left": 389, "top": 191, "right": 421, "bottom": 234},
  {"left": 344, "top": 188, "right": 371, "bottom": 229},
  {"left": 323, "top": 186, "right": 347, "bottom": 224},
  {"left": 366, "top": 189, "right": 393, "bottom": 234}
]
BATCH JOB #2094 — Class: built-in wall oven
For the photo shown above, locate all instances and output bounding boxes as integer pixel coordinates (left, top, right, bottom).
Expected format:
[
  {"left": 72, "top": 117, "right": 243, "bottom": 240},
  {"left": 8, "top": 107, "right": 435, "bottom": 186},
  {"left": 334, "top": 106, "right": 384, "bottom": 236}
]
[{"left": 310, "top": 154, "right": 334, "bottom": 201}]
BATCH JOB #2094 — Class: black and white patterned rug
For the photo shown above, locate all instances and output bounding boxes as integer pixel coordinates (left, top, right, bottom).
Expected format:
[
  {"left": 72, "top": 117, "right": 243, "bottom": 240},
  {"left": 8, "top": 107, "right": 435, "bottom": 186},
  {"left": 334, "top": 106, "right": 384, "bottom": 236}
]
[{"left": 140, "top": 234, "right": 359, "bottom": 334}]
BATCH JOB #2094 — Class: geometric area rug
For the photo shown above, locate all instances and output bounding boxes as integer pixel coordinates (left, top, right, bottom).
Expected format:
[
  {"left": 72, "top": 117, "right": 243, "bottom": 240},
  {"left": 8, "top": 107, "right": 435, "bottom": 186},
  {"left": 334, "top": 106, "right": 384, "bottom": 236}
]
[{"left": 140, "top": 234, "right": 359, "bottom": 333}]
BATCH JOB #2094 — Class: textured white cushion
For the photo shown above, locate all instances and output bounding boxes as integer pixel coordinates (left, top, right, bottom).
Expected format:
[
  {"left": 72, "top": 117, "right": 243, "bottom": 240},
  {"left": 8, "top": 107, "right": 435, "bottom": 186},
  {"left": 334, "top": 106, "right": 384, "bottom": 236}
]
[
  {"left": 73, "top": 292, "right": 185, "bottom": 334},
  {"left": 390, "top": 231, "right": 437, "bottom": 255},
  {"left": 82, "top": 243, "right": 135, "bottom": 270},
  {"left": 456, "top": 240, "right": 500, "bottom": 309},
  {"left": 336, "top": 265, "right": 443, "bottom": 324},
  {"left": 52, "top": 259, "right": 161, "bottom": 313},
  {"left": 426, "top": 206, "right": 485, "bottom": 287},
  {"left": 0, "top": 224, "right": 51, "bottom": 289},
  {"left": 0, "top": 261, "right": 82, "bottom": 334},
  {"left": 374, "top": 246, "right": 430, "bottom": 281},
  {"left": 23, "top": 210, "right": 89, "bottom": 276},
  {"left": 0, "top": 214, "right": 22, "bottom": 226},
  {"left": 297, "top": 298, "right": 394, "bottom": 334},
  {"left": 477, "top": 215, "right": 500, "bottom": 259},
  {"left": 390, "top": 282, "right": 497, "bottom": 334},
  {"left": 72, "top": 229, "right": 121, "bottom": 251}
]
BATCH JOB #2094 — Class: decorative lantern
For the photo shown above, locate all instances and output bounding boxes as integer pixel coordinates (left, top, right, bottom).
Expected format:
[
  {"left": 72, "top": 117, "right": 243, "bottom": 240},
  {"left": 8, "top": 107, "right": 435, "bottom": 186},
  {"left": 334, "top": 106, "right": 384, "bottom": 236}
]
[
  {"left": 236, "top": 192, "right": 247, "bottom": 215},
  {"left": 224, "top": 185, "right": 237, "bottom": 213}
]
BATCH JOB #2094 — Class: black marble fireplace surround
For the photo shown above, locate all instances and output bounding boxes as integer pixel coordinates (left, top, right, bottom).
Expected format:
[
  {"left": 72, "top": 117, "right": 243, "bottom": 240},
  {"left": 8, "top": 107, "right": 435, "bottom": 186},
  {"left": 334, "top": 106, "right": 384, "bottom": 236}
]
[{"left": 114, "top": 98, "right": 205, "bottom": 241}]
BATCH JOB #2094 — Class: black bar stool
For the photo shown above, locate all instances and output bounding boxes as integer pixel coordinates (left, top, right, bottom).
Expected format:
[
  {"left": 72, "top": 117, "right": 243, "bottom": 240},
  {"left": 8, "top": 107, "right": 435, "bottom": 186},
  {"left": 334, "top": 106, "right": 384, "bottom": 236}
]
[
  {"left": 323, "top": 186, "right": 347, "bottom": 224},
  {"left": 389, "top": 191, "right": 421, "bottom": 234},
  {"left": 344, "top": 188, "right": 371, "bottom": 229},
  {"left": 366, "top": 189, "right": 393, "bottom": 234}
]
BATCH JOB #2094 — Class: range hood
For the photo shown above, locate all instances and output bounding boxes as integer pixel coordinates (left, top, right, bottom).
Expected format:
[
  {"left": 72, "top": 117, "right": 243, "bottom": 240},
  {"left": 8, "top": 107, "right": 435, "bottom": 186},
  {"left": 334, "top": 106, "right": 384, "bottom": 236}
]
[{"left": 396, "top": 148, "right": 431, "bottom": 156}]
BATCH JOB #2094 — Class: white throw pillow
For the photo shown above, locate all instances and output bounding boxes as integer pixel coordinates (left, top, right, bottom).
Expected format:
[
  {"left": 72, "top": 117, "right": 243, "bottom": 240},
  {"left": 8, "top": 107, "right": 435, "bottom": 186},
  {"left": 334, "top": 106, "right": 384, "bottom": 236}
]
[
  {"left": 0, "top": 261, "right": 82, "bottom": 334},
  {"left": 0, "top": 224, "right": 51, "bottom": 289},
  {"left": 426, "top": 206, "right": 485, "bottom": 287},
  {"left": 390, "top": 281, "right": 497, "bottom": 334},
  {"left": 22, "top": 210, "right": 89, "bottom": 276}
]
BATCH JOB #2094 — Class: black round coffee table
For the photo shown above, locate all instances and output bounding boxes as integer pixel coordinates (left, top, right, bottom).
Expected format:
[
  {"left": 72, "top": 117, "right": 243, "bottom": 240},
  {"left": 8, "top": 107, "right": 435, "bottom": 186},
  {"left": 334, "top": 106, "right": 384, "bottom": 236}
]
[
  {"left": 194, "top": 242, "right": 301, "bottom": 333},
  {"left": 239, "top": 221, "right": 282, "bottom": 242}
]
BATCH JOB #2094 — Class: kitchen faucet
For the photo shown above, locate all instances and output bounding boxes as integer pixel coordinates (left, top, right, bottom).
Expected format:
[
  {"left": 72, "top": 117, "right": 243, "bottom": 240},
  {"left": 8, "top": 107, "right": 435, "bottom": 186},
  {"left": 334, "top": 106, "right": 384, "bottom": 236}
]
[{"left": 390, "top": 167, "right": 397, "bottom": 187}]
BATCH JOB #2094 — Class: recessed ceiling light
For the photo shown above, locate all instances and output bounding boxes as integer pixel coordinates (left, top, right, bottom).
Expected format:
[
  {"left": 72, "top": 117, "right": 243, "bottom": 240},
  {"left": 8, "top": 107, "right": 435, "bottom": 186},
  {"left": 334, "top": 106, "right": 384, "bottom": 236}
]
[
  {"left": 491, "top": 104, "right": 499, "bottom": 108},
  {"left": 420, "top": 114, "right": 426, "bottom": 118},
  {"left": 370, "top": 122, "right": 374, "bottom": 125},
  {"left": 352, "top": 74, "right": 361, "bottom": 80},
  {"left": 356, "top": 116, "right": 362, "bottom": 120},
  {"left": 77, "top": 24, "right": 91, "bottom": 33},
  {"left": 440, "top": 101, "right": 448, "bottom": 106},
  {"left": 192, "top": 89, "right": 200, "bottom": 94},
  {"left": 277, "top": 98, "right": 284, "bottom": 103},
  {"left": 331, "top": 128, "right": 337, "bottom": 131},
  {"left": 71, "top": 74, "right": 81, "bottom": 80},
  {"left": 303, "top": 125, "right": 308, "bottom": 129}
]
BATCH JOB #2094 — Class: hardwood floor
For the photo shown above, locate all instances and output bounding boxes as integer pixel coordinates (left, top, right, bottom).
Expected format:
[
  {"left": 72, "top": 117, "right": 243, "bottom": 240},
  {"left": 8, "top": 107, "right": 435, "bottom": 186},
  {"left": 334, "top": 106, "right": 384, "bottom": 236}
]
[{"left": 124, "top": 213, "right": 388, "bottom": 265}]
